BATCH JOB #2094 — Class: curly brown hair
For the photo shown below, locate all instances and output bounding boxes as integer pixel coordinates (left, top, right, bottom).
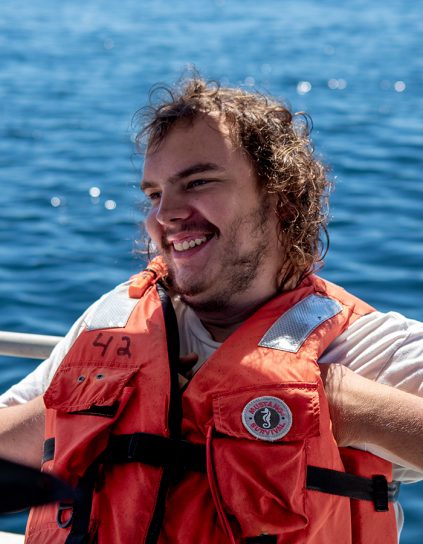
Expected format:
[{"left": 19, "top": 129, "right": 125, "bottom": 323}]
[{"left": 135, "top": 77, "right": 331, "bottom": 287}]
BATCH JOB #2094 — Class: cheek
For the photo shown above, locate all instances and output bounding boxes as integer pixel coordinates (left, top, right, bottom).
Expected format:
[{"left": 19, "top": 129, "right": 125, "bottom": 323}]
[{"left": 145, "top": 210, "right": 160, "bottom": 243}]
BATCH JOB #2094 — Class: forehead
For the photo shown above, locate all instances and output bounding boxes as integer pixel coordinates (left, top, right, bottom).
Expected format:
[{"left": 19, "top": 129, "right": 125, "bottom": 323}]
[{"left": 143, "top": 115, "right": 244, "bottom": 180}]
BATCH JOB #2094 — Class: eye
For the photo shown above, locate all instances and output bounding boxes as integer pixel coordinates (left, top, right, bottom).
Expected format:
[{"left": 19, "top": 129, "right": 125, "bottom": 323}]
[
  {"left": 186, "top": 179, "right": 213, "bottom": 190},
  {"left": 145, "top": 191, "right": 161, "bottom": 202}
]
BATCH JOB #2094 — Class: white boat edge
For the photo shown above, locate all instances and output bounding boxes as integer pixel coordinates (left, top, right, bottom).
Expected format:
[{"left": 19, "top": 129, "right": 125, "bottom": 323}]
[{"left": 0, "top": 532, "right": 24, "bottom": 543}]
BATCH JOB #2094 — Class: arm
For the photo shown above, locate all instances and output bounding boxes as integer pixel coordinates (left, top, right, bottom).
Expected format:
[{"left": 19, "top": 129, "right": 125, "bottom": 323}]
[
  {"left": 320, "top": 363, "right": 423, "bottom": 471},
  {"left": 0, "top": 329, "right": 76, "bottom": 469},
  {"left": 0, "top": 395, "right": 45, "bottom": 468}
]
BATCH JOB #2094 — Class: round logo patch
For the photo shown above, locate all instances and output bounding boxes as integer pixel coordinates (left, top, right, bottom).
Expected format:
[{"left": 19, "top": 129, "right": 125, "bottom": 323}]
[{"left": 241, "top": 396, "right": 292, "bottom": 441}]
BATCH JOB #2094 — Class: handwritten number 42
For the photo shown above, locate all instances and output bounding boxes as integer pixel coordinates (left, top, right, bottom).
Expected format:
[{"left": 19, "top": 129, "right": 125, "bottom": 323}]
[{"left": 92, "top": 333, "right": 132, "bottom": 358}]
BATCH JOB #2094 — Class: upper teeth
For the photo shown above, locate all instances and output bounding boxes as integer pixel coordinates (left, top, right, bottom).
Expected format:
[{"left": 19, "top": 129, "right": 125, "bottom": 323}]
[{"left": 173, "top": 237, "right": 207, "bottom": 252}]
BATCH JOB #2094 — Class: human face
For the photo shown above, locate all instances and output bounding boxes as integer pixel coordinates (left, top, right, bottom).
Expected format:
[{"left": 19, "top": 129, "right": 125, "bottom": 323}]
[{"left": 141, "top": 116, "right": 283, "bottom": 312}]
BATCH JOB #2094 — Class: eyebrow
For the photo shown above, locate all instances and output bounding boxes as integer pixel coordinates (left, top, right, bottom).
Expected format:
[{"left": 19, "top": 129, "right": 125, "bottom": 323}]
[{"left": 140, "top": 162, "right": 224, "bottom": 191}]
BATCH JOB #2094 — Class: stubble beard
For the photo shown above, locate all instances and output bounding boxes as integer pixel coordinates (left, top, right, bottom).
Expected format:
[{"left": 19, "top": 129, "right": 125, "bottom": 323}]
[{"left": 164, "top": 197, "right": 275, "bottom": 313}]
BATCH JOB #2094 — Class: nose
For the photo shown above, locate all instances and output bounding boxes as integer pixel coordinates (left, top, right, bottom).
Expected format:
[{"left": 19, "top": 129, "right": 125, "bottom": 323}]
[{"left": 154, "top": 191, "right": 192, "bottom": 227}]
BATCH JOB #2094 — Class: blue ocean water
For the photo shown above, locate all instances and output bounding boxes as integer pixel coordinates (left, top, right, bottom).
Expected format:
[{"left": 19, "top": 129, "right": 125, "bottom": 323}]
[{"left": 0, "top": 0, "right": 422, "bottom": 539}]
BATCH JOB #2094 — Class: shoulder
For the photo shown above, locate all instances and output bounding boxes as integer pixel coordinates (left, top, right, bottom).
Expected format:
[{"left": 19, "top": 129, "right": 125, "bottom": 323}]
[
  {"left": 0, "top": 282, "right": 131, "bottom": 407},
  {"left": 320, "top": 311, "right": 423, "bottom": 393}
]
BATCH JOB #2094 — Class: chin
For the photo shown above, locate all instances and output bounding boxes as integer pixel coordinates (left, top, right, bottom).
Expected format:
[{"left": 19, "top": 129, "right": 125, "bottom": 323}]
[
  {"left": 170, "top": 270, "right": 209, "bottom": 297},
  {"left": 180, "top": 291, "right": 230, "bottom": 313},
  {"left": 168, "top": 268, "right": 231, "bottom": 311}
]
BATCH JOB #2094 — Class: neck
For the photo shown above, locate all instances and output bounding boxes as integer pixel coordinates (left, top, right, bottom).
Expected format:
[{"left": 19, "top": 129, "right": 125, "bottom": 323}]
[
  {"left": 188, "top": 271, "right": 302, "bottom": 343},
  {"left": 191, "top": 293, "right": 275, "bottom": 343}
]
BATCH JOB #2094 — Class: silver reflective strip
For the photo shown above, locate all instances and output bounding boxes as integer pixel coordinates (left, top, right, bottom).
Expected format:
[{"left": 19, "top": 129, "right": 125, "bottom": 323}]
[
  {"left": 84, "top": 284, "right": 139, "bottom": 330},
  {"left": 258, "top": 295, "right": 343, "bottom": 353}
]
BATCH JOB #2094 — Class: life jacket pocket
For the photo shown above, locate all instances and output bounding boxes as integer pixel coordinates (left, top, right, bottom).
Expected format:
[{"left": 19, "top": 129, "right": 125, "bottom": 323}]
[
  {"left": 210, "top": 382, "right": 320, "bottom": 539},
  {"left": 44, "top": 363, "right": 139, "bottom": 413},
  {"left": 25, "top": 365, "right": 139, "bottom": 543},
  {"left": 43, "top": 363, "right": 139, "bottom": 482}
]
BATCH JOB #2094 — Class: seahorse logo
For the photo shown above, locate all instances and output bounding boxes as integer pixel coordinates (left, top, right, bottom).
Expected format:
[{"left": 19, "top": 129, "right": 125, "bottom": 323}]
[
  {"left": 242, "top": 396, "right": 293, "bottom": 442},
  {"left": 261, "top": 407, "right": 272, "bottom": 428}
]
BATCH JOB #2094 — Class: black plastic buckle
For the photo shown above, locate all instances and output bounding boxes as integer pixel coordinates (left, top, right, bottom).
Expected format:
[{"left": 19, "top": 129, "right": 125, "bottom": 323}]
[
  {"left": 372, "top": 475, "right": 389, "bottom": 512},
  {"left": 56, "top": 502, "right": 73, "bottom": 529}
]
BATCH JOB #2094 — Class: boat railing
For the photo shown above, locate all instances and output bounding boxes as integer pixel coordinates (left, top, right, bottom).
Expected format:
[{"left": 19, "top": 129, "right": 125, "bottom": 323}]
[
  {"left": 0, "top": 331, "right": 63, "bottom": 360},
  {"left": 0, "top": 531, "right": 24, "bottom": 543}
]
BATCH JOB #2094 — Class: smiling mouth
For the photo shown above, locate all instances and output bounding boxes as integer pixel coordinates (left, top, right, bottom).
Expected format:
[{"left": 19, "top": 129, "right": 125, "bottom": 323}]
[{"left": 173, "top": 236, "right": 208, "bottom": 252}]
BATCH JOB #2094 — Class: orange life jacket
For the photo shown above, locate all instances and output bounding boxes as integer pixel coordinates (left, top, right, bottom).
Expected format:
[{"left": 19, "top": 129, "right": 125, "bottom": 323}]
[{"left": 25, "top": 259, "right": 399, "bottom": 544}]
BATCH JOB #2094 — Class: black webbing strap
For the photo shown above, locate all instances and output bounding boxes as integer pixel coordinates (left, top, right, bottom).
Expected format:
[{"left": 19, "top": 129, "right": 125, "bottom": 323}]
[
  {"left": 144, "top": 283, "right": 183, "bottom": 544},
  {"left": 103, "top": 434, "right": 399, "bottom": 511},
  {"left": 102, "top": 432, "right": 207, "bottom": 475},
  {"left": 306, "top": 465, "right": 400, "bottom": 512},
  {"left": 43, "top": 434, "right": 399, "bottom": 514},
  {"left": 43, "top": 437, "right": 55, "bottom": 464},
  {"left": 64, "top": 460, "right": 100, "bottom": 544}
]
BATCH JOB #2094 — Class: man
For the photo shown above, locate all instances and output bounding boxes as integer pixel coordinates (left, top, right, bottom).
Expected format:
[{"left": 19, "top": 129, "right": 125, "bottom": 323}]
[{"left": 0, "top": 77, "right": 422, "bottom": 543}]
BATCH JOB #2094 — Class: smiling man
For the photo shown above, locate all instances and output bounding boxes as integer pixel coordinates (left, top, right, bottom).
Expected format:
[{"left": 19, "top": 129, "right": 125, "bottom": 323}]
[
  {"left": 0, "top": 78, "right": 423, "bottom": 544},
  {"left": 142, "top": 114, "right": 283, "bottom": 338}
]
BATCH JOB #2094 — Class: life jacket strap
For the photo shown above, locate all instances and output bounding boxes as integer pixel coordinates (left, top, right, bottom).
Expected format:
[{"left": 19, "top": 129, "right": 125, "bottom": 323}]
[
  {"left": 43, "top": 436, "right": 55, "bottom": 464},
  {"left": 306, "top": 465, "right": 400, "bottom": 511},
  {"left": 63, "top": 460, "right": 100, "bottom": 544},
  {"left": 43, "top": 433, "right": 400, "bottom": 523},
  {"left": 103, "top": 432, "right": 207, "bottom": 475},
  {"left": 101, "top": 433, "right": 400, "bottom": 512}
]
